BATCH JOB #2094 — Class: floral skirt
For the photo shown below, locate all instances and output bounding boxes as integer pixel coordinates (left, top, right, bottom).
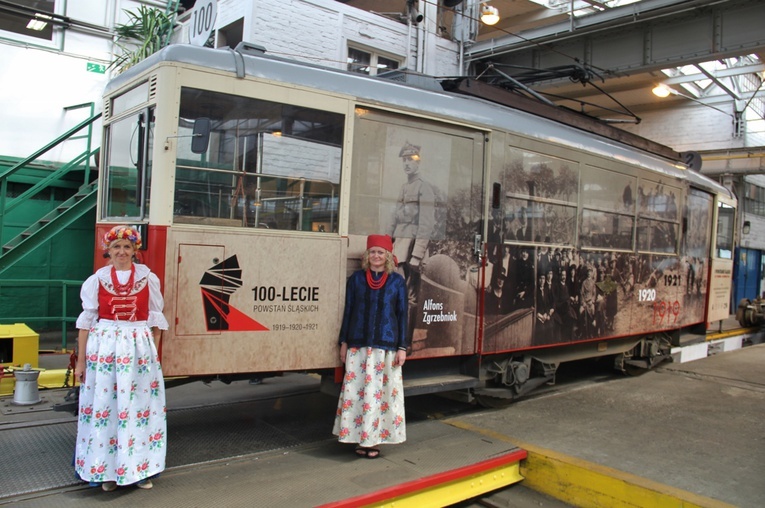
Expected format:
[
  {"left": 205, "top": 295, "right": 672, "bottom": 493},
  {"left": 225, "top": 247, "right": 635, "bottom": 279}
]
[
  {"left": 332, "top": 347, "right": 406, "bottom": 447},
  {"left": 74, "top": 320, "right": 166, "bottom": 486}
]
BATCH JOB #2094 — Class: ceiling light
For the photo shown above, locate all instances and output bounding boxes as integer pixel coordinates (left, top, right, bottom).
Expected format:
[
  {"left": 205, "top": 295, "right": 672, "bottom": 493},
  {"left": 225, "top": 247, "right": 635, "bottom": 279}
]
[
  {"left": 26, "top": 14, "right": 51, "bottom": 31},
  {"left": 652, "top": 84, "right": 671, "bottom": 98},
  {"left": 480, "top": 4, "right": 500, "bottom": 25},
  {"left": 26, "top": 19, "right": 47, "bottom": 31}
]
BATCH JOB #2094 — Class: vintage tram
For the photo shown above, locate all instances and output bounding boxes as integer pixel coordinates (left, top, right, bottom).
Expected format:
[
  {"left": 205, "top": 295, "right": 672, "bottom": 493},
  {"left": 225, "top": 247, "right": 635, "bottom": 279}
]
[{"left": 95, "top": 42, "right": 735, "bottom": 403}]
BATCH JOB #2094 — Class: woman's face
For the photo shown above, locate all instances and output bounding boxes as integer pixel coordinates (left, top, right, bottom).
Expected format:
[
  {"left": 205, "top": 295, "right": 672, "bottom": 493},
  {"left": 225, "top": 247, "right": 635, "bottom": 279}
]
[
  {"left": 109, "top": 239, "right": 135, "bottom": 268},
  {"left": 368, "top": 248, "right": 387, "bottom": 271}
]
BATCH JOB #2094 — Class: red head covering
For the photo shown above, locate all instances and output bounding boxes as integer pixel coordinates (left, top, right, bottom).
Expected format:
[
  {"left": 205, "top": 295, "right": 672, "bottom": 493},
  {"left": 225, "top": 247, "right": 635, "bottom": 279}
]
[{"left": 367, "top": 234, "right": 393, "bottom": 252}]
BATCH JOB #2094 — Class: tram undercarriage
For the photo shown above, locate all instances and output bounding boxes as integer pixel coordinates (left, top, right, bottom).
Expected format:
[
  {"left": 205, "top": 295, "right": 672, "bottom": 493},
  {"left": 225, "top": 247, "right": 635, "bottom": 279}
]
[{"left": 468, "top": 333, "right": 675, "bottom": 407}]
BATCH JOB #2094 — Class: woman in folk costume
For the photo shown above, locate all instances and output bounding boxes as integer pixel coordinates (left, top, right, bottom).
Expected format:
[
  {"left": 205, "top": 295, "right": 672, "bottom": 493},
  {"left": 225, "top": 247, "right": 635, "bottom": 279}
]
[
  {"left": 333, "top": 234, "right": 408, "bottom": 458},
  {"left": 74, "top": 225, "right": 168, "bottom": 491}
]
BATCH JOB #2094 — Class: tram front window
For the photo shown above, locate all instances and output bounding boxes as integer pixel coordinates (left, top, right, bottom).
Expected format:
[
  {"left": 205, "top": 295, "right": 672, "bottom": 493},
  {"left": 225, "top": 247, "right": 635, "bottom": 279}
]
[
  {"left": 173, "top": 88, "right": 343, "bottom": 232},
  {"left": 102, "top": 108, "right": 154, "bottom": 220},
  {"left": 716, "top": 202, "right": 734, "bottom": 259}
]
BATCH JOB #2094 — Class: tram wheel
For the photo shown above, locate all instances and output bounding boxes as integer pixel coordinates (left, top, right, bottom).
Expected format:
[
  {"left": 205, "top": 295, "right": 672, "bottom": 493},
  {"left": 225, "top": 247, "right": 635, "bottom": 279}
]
[
  {"left": 474, "top": 394, "right": 514, "bottom": 409},
  {"left": 623, "top": 363, "right": 648, "bottom": 377}
]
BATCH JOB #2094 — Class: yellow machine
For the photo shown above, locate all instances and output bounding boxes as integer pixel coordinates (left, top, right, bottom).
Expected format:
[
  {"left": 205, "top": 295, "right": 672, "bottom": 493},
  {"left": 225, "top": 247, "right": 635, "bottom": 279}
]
[{"left": 0, "top": 323, "right": 76, "bottom": 398}]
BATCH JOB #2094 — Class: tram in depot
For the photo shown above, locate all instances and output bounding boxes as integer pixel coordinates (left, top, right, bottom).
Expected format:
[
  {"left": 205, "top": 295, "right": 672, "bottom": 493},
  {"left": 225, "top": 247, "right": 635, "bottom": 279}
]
[{"left": 95, "top": 42, "right": 735, "bottom": 403}]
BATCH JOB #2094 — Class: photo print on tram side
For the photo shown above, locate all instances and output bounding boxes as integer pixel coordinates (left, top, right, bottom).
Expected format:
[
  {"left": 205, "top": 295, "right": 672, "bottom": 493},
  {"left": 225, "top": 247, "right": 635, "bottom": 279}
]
[
  {"left": 483, "top": 148, "right": 715, "bottom": 352},
  {"left": 347, "top": 109, "right": 718, "bottom": 358},
  {"left": 348, "top": 108, "right": 485, "bottom": 359}
]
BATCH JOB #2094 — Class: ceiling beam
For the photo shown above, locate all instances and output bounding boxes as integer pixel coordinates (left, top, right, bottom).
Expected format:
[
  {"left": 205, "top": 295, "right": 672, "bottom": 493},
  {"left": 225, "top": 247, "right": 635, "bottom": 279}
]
[
  {"left": 661, "top": 64, "right": 765, "bottom": 85},
  {"left": 468, "top": 0, "right": 711, "bottom": 57},
  {"left": 693, "top": 64, "right": 739, "bottom": 100},
  {"left": 466, "top": 0, "right": 765, "bottom": 80}
]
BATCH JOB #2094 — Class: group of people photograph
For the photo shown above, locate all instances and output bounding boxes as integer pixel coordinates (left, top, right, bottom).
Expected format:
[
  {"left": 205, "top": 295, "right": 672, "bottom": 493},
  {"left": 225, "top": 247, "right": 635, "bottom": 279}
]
[{"left": 485, "top": 239, "right": 708, "bottom": 349}]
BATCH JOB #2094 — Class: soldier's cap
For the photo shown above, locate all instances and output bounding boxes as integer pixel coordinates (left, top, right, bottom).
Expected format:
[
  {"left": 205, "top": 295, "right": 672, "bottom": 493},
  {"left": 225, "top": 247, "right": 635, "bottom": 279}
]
[{"left": 399, "top": 142, "right": 421, "bottom": 160}]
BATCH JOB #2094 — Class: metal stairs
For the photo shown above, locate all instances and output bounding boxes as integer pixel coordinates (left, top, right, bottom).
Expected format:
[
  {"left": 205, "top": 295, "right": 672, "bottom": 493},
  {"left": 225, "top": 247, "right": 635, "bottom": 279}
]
[
  {"left": 0, "top": 104, "right": 101, "bottom": 276},
  {"left": 0, "top": 181, "right": 98, "bottom": 275}
]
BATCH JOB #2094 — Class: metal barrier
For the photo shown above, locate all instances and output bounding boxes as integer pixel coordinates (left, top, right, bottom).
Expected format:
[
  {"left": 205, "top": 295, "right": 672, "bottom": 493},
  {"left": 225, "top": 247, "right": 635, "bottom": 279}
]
[{"left": 0, "top": 279, "right": 83, "bottom": 350}]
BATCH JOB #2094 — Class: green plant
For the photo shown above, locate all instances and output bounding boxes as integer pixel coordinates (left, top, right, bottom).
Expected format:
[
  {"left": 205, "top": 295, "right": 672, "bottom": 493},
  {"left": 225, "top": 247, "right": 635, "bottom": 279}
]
[{"left": 110, "top": 6, "right": 174, "bottom": 72}]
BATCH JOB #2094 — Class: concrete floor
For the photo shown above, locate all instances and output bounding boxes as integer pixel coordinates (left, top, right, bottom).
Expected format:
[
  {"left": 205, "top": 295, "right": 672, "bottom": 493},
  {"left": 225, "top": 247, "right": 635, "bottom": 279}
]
[{"left": 449, "top": 343, "right": 765, "bottom": 507}]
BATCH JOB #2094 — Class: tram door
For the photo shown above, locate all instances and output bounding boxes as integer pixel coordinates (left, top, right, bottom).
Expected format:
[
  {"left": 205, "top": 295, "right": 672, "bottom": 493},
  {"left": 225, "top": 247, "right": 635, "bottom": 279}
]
[{"left": 348, "top": 108, "right": 486, "bottom": 358}]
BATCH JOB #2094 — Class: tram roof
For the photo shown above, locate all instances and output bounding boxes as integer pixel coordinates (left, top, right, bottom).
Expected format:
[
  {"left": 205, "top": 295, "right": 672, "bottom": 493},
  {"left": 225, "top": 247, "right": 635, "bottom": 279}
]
[{"left": 106, "top": 43, "right": 732, "bottom": 199}]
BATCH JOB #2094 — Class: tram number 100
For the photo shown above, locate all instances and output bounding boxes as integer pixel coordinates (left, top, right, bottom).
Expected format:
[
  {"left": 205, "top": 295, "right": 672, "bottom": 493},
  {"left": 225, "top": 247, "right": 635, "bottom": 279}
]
[{"left": 191, "top": 1, "right": 215, "bottom": 42}]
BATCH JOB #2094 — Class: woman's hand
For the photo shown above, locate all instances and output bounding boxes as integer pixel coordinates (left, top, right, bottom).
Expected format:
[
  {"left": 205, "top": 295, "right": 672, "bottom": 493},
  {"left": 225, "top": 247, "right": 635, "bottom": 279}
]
[
  {"left": 76, "top": 329, "right": 89, "bottom": 384},
  {"left": 75, "top": 360, "right": 86, "bottom": 384},
  {"left": 394, "top": 349, "right": 406, "bottom": 367},
  {"left": 339, "top": 343, "right": 347, "bottom": 363}
]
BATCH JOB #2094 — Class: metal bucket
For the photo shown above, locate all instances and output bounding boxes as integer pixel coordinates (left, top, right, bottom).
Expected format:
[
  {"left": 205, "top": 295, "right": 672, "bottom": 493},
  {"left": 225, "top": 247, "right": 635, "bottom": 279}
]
[{"left": 13, "top": 364, "right": 41, "bottom": 405}]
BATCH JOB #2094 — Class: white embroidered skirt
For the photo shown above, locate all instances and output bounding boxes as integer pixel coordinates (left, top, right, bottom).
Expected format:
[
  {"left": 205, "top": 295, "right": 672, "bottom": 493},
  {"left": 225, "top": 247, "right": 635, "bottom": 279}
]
[
  {"left": 74, "top": 320, "right": 166, "bottom": 485},
  {"left": 332, "top": 347, "right": 406, "bottom": 447}
]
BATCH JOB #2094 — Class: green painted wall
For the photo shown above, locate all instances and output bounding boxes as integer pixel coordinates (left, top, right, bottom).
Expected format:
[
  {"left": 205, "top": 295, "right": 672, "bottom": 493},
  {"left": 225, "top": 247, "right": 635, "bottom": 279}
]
[{"left": 1, "top": 163, "right": 96, "bottom": 335}]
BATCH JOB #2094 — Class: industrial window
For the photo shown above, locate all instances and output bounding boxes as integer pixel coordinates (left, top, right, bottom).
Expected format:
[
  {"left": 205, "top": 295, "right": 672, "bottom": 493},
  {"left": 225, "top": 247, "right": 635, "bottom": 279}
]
[
  {"left": 0, "top": 0, "right": 56, "bottom": 43},
  {"left": 347, "top": 47, "right": 401, "bottom": 76},
  {"left": 744, "top": 182, "right": 765, "bottom": 217}
]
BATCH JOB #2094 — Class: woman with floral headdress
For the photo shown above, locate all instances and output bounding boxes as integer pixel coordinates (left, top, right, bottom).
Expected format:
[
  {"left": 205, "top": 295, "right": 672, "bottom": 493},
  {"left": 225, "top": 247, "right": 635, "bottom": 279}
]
[
  {"left": 74, "top": 225, "right": 168, "bottom": 491},
  {"left": 332, "top": 234, "right": 408, "bottom": 459}
]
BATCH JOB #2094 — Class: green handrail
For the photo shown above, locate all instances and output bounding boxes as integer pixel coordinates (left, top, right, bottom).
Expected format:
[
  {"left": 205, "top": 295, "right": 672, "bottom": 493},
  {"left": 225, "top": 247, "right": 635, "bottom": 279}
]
[
  {"left": 0, "top": 107, "right": 101, "bottom": 243},
  {"left": 0, "top": 279, "right": 84, "bottom": 350},
  {"left": 3, "top": 149, "right": 98, "bottom": 216}
]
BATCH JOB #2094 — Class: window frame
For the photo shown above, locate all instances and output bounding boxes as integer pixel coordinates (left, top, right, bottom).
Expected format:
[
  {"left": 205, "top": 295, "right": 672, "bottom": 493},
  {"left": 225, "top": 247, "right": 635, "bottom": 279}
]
[
  {"left": 0, "top": 0, "right": 63, "bottom": 50},
  {"left": 171, "top": 86, "right": 345, "bottom": 233},
  {"left": 346, "top": 45, "right": 402, "bottom": 77}
]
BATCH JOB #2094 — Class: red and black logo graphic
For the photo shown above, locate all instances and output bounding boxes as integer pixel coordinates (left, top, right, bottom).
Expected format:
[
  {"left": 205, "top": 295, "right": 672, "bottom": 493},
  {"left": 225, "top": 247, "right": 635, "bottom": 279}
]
[{"left": 200, "top": 255, "right": 268, "bottom": 332}]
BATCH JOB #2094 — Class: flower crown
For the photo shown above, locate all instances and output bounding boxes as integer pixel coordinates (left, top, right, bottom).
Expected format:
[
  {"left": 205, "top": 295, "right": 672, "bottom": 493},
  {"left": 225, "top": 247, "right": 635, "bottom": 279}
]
[{"left": 102, "top": 225, "right": 142, "bottom": 250}]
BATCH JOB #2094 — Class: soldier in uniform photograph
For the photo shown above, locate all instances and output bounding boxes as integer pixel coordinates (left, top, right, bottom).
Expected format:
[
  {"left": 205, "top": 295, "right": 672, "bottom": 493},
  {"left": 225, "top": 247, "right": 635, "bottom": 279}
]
[{"left": 386, "top": 142, "right": 437, "bottom": 339}]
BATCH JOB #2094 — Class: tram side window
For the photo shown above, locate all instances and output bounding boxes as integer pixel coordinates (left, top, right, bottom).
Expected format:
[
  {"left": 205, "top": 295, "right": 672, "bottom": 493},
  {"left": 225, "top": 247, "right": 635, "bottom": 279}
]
[
  {"left": 578, "top": 166, "right": 636, "bottom": 251},
  {"left": 499, "top": 148, "right": 578, "bottom": 246},
  {"left": 635, "top": 179, "right": 681, "bottom": 254},
  {"left": 348, "top": 108, "right": 485, "bottom": 251},
  {"left": 173, "top": 88, "right": 343, "bottom": 232},
  {"left": 102, "top": 108, "right": 155, "bottom": 220}
]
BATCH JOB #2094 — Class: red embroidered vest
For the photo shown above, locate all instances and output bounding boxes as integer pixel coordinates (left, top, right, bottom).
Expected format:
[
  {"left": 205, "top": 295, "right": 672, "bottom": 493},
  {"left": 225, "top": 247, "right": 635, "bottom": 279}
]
[{"left": 97, "top": 276, "right": 150, "bottom": 321}]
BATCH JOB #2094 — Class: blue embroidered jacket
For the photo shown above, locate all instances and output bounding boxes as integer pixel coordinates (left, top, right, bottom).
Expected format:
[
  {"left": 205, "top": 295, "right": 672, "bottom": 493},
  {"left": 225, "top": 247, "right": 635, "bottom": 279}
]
[{"left": 338, "top": 270, "right": 408, "bottom": 351}]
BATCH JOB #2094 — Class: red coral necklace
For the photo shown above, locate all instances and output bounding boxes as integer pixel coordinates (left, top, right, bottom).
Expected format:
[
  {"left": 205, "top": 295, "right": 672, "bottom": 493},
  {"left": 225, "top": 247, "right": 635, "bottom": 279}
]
[
  {"left": 366, "top": 270, "right": 388, "bottom": 290},
  {"left": 111, "top": 265, "right": 136, "bottom": 295}
]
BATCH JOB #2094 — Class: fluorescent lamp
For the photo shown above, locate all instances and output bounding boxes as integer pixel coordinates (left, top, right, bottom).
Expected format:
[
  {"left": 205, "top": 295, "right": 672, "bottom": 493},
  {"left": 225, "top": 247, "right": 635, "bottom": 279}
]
[{"left": 26, "top": 14, "right": 52, "bottom": 31}]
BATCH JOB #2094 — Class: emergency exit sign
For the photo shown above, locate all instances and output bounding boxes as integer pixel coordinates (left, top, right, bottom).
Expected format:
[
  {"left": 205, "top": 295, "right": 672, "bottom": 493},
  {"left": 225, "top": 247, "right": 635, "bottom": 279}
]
[{"left": 86, "top": 62, "right": 106, "bottom": 74}]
